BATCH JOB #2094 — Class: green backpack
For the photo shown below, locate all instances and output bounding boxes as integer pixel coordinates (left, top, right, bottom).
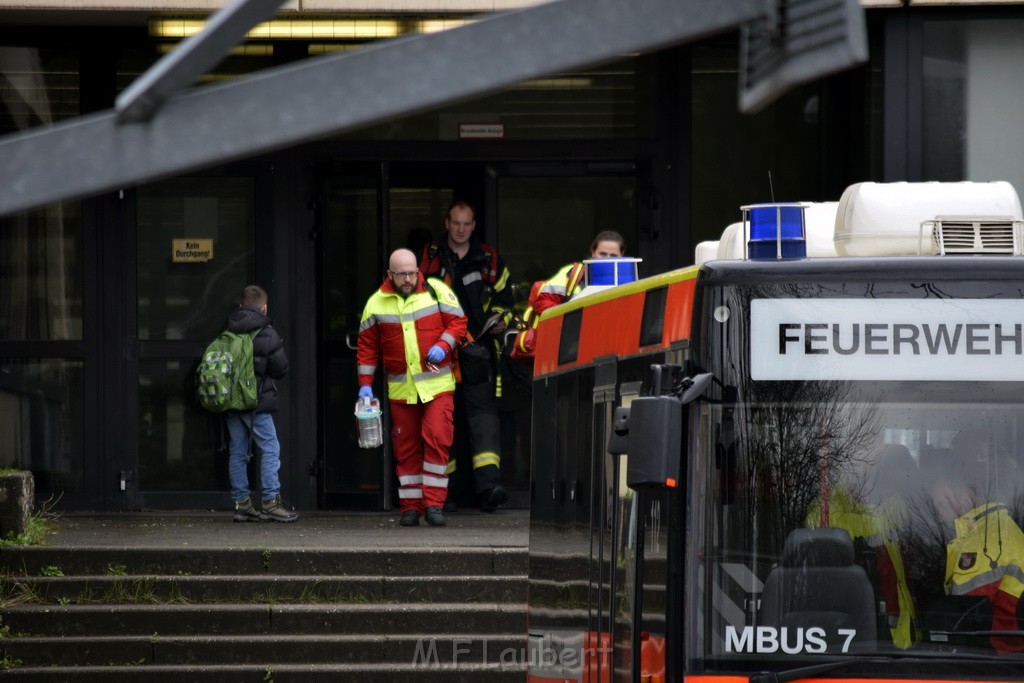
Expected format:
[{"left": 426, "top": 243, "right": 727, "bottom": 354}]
[{"left": 196, "top": 329, "right": 261, "bottom": 413}]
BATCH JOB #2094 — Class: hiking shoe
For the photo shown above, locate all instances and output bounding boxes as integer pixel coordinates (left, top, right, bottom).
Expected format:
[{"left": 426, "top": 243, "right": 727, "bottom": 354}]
[
  {"left": 399, "top": 510, "right": 420, "bottom": 527},
  {"left": 233, "top": 497, "right": 260, "bottom": 523},
  {"left": 479, "top": 486, "right": 508, "bottom": 513},
  {"left": 260, "top": 496, "right": 298, "bottom": 523},
  {"left": 424, "top": 506, "right": 447, "bottom": 526}
]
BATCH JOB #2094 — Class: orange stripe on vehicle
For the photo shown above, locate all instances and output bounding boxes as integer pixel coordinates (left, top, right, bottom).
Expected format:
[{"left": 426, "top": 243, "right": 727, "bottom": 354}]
[
  {"left": 534, "top": 315, "right": 563, "bottom": 375},
  {"left": 664, "top": 277, "right": 695, "bottom": 344},
  {"left": 576, "top": 290, "right": 646, "bottom": 363},
  {"left": 533, "top": 266, "right": 699, "bottom": 377}
]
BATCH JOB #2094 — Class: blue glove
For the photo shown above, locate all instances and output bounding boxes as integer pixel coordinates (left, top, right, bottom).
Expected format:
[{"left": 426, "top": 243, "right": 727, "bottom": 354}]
[
  {"left": 358, "top": 386, "right": 374, "bottom": 401},
  {"left": 426, "top": 345, "right": 445, "bottom": 363}
]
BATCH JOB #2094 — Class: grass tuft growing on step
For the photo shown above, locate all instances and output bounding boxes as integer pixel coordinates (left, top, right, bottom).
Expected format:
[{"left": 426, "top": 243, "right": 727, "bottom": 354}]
[{"left": 0, "top": 497, "right": 60, "bottom": 549}]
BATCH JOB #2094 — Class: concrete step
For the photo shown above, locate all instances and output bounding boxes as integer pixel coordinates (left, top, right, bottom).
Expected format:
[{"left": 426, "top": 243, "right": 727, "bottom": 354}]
[
  {"left": 0, "top": 516, "right": 530, "bottom": 681},
  {"left": 0, "top": 546, "right": 527, "bottom": 577},
  {"left": 3, "top": 633, "right": 528, "bottom": 667},
  {"left": 2, "top": 573, "right": 526, "bottom": 604},
  {"left": 1, "top": 602, "right": 527, "bottom": 637},
  {"left": 527, "top": 576, "right": 664, "bottom": 613},
  {"left": 0, "top": 662, "right": 527, "bottom": 682}
]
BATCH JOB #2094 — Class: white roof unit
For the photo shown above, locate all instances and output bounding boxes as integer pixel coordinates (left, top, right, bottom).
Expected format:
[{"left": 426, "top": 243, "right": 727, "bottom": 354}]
[
  {"left": 694, "top": 240, "right": 719, "bottom": 266},
  {"left": 803, "top": 202, "right": 840, "bottom": 258},
  {"left": 834, "top": 181, "right": 1024, "bottom": 256}
]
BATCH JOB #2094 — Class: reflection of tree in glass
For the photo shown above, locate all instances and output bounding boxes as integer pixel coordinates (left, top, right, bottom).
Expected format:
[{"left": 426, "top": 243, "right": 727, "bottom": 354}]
[
  {"left": 899, "top": 484, "right": 949, "bottom": 611},
  {"left": 735, "top": 380, "right": 880, "bottom": 553},
  {"left": 721, "top": 282, "right": 881, "bottom": 555}
]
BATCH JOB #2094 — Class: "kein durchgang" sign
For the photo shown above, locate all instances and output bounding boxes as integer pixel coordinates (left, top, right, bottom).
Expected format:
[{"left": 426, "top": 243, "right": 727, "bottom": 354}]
[{"left": 172, "top": 239, "right": 213, "bottom": 263}]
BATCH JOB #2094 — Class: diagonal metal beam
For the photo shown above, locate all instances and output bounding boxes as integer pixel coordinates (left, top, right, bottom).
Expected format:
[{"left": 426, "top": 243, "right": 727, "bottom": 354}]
[
  {"left": 115, "top": 0, "right": 289, "bottom": 123},
  {"left": 0, "top": 0, "right": 766, "bottom": 217}
]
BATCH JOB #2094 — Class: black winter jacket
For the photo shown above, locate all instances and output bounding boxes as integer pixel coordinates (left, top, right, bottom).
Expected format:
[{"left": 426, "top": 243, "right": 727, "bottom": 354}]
[
  {"left": 226, "top": 305, "right": 288, "bottom": 412},
  {"left": 420, "top": 239, "right": 513, "bottom": 338}
]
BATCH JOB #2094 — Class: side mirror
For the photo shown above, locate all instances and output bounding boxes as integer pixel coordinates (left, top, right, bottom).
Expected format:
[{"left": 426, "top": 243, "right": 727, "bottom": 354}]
[
  {"left": 613, "top": 370, "right": 714, "bottom": 489},
  {"left": 624, "top": 395, "right": 683, "bottom": 488},
  {"left": 606, "top": 406, "right": 631, "bottom": 455},
  {"left": 680, "top": 372, "right": 713, "bottom": 404}
]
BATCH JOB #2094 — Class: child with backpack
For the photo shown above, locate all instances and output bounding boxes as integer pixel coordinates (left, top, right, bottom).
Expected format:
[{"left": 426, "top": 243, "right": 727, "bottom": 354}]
[{"left": 218, "top": 285, "right": 297, "bottom": 523}]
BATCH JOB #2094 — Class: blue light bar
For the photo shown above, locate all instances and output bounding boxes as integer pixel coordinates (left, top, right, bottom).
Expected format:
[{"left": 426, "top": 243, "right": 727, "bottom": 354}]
[
  {"left": 743, "top": 202, "right": 807, "bottom": 260},
  {"left": 585, "top": 257, "right": 641, "bottom": 286}
]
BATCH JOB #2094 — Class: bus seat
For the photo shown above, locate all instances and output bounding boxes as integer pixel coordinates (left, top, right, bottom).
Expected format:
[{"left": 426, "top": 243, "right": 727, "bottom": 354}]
[{"left": 759, "top": 528, "right": 878, "bottom": 650}]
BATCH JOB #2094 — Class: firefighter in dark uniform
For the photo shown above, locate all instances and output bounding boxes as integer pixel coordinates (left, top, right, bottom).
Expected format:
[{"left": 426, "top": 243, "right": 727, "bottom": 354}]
[{"left": 420, "top": 199, "right": 514, "bottom": 512}]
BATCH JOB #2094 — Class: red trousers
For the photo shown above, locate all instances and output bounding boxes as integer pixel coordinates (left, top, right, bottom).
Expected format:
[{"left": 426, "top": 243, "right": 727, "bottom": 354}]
[{"left": 389, "top": 392, "right": 454, "bottom": 512}]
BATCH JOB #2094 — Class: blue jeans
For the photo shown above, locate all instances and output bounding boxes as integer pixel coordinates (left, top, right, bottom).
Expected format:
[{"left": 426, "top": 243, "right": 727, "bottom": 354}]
[{"left": 226, "top": 411, "right": 281, "bottom": 503}]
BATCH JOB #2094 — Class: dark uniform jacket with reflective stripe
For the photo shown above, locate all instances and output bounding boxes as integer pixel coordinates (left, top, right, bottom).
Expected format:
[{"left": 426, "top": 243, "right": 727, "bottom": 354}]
[{"left": 420, "top": 239, "right": 512, "bottom": 339}]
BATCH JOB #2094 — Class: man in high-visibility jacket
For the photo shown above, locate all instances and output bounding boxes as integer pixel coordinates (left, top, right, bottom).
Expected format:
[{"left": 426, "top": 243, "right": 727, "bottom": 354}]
[
  {"left": 357, "top": 248, "right": 467, "bottom": 528},
  {"left": 420, "top": 200, "right": 514, "bottom": 514},
  {"left": 805, "top": 483, "right": 919, "bottom": 649},
  {"left": 933, "top": 463, "right": 1024, "bottom": 654}
]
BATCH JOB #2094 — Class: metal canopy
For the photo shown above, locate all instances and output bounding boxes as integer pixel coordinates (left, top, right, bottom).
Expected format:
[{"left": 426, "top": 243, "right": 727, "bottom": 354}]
[
  {"left": 739, "top": 0, "right": 868, "bottom": 113},
  {"left": 0, "top": 0, "right": 866, "bottom": 218},
  {"left": 115, "top": 0, "right": 288, "bottom": 123}
]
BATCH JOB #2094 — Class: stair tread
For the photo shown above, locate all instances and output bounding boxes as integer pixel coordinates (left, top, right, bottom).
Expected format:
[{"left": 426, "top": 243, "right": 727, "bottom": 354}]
[
  {"left": 3, "top": 602, "right": 525, "bottom": 611},
  {"left": 18, "top": 573, "right": 525, "bottom": 579},
  {"left": 0, "top": 526, "right": 529, "bottom": 678},
  {"left": 9, "top": 633, "right": 527, "bottom": 642},
  {"left": 4, "top": 662, "right": 528, "bottom": 671}
]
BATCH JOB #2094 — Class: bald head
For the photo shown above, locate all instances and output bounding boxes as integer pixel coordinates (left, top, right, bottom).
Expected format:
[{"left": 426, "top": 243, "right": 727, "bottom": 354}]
[
  {"left": 387, "top": 248, "right": 420, "bottom": 297},
  {"left": 389, "top": 249, "right": 417, "bottom": 273}
]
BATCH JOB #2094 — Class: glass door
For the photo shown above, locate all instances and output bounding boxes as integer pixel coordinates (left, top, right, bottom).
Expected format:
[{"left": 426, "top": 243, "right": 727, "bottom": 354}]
[
  {"left": 132, "top": 176, "right": 258, "bottom": 509},
  {"left": 319, "top": 165, "right": 393, "bottom": 509},
  {"left": 315, "top": 160, "right": 641, "bottom": 510},
  {"left": 491, "top": 162, "right": 639, "bottom": 504},
  {"left": 318, "top": 162, "right": 465, "bottom": 510}
]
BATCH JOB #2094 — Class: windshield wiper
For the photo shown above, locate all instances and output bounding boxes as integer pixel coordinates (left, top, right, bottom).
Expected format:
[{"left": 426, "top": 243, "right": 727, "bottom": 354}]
[
  {"left": 749, "top": 649, "right": 1014, "bottom": 683},
  {"left": 928, "top": 629, "right": 1024, "bottom": 638},
  {"left": 750, "top": 656, "right": 888, "bottom": 683}
]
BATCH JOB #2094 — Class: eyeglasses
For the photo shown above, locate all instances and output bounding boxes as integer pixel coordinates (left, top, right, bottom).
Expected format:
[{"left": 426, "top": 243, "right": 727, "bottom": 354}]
[{"left": 390, "top": 270, "right": 418, "bottom": 280}]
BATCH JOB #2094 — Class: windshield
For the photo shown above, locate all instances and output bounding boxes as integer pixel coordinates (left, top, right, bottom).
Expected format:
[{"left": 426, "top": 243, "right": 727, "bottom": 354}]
[{"left": 690, "top": 279, "right": 1024, "bottom": 670}]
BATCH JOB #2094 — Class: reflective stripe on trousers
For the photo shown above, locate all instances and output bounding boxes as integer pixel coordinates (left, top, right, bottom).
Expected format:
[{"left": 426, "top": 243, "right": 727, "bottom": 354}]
[{"left": 389, "top": 393, "right": 454, "bottom": 512}]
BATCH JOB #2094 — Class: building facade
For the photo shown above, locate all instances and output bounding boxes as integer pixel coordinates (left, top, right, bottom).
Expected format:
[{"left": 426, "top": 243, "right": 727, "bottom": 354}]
[{"left": 0, "top": 1, "right": 1021, "bottom": 512}]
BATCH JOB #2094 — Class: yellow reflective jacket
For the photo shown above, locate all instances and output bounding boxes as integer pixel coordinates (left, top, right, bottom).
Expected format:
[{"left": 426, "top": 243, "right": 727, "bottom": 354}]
[
  {"left": 945, "top": 502, "right": 1024, "bottom": 653},
  {"left": 806, "top": 487, "right": 918, "bottom": 649},
  {"left": 357, "top": 275, "right": 467, "bottom": 403}
]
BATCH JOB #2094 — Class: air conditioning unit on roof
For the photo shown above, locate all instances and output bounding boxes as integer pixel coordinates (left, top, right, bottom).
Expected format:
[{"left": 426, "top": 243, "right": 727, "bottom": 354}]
[
  {"left": 834, "top": 181, "right": 1024, "bottom": 256},
  {"left": 924, "top": 216, "right": 1024, "bottom": 255}
]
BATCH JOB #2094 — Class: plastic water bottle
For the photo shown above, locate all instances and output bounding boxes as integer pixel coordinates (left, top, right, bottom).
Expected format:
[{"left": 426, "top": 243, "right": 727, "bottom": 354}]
[{"left": 354, "top": 397, "right": 383, "bottom": 449}]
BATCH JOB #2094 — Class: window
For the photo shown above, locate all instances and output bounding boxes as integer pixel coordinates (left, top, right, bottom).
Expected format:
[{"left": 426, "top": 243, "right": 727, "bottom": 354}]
[
  {"left": 136, "top": 178, "right": 255, "bottom": 342},
  {"left": 0, "top": 46, "right": 79, "bottom": 135},
  {"left": 640, "top": 286, "right": 667, "bottom": 347},
  {"left": 558, "top": 309, "right": 583, "bottom": 366},
  {"left": 0, "top": 203, "right": 83, "bottom": 341},
  {"left": 923, "top": 19, "right": 1024, "bottom": 199},
  {"left": 0, "top": 359, "right": 85, "bottom": 498}
]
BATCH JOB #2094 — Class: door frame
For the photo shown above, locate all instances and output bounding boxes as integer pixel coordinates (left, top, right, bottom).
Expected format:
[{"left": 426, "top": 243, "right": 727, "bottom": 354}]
[
  {"left": 120, "top": 159, "right": 280, "bottom": 511},
  {"left": 313, "top": 156, "right": 649, "bottom": 510}
]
